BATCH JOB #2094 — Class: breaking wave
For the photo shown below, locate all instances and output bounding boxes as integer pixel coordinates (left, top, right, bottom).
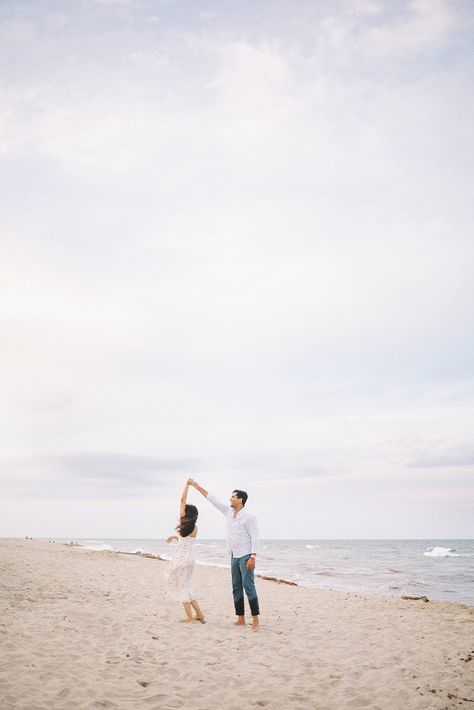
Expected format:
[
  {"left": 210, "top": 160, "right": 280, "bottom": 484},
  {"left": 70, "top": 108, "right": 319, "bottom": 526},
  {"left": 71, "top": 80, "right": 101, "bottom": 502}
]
[{"left": 423, "top": 547, "right": 459, "bottom": 558}]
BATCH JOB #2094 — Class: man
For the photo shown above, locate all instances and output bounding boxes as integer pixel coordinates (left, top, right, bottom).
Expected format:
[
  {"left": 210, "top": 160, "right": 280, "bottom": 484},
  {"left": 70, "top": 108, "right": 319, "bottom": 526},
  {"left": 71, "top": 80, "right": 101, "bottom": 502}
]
[{"left": 188, "top": 479, "right": 260, "bottom": 632}]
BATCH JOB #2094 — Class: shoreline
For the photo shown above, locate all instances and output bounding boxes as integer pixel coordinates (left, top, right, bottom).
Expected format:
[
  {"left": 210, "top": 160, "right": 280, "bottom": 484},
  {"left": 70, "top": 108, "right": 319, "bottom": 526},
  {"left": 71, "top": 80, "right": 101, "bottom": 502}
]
[
  {"left": 61, "top": 539, "right": 473, "bottom": 608},
  {"left": 73, "top": 545, "right": 303, "bottom": 590},
  {"left": 1, "top": 539, "right": 473, "bottom": 709},
  {"left": 6, "top": 536, "right": 474, "bottom": 608}
]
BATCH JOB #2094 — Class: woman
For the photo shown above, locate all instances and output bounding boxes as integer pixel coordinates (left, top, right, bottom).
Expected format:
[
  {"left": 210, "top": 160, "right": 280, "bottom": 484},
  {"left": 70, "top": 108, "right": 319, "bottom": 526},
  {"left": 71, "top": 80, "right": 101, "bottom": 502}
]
[{"left": 166, "top": 479, "right": 205, "bottom": 623}]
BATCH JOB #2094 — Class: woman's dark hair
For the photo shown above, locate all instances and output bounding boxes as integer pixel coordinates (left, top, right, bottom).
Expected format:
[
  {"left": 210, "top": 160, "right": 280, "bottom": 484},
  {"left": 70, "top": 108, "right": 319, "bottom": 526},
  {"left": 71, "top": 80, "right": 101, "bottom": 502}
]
[{"left": 176, "top": 504, "right": 199, "bottom": 537}]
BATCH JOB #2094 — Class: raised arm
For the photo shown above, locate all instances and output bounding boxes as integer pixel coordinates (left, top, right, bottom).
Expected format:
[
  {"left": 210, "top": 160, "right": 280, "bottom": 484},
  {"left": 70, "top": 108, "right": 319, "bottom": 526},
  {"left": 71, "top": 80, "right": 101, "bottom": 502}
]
[
  {"left": 188, "top": 478, "right": 208, "bottom": 498},
  {"left": 189, "top": 479, "right": 229, "bottom": 515},
  {"left": 179, "top": 480, "right": 190, "bottom": 518}
]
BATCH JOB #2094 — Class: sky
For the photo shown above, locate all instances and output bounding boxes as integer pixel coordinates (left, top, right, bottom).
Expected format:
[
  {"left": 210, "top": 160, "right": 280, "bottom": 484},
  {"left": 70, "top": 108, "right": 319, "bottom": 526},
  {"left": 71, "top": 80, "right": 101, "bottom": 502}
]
[{"left": 1, "top": 0, "right": 473, "bottom": 539}]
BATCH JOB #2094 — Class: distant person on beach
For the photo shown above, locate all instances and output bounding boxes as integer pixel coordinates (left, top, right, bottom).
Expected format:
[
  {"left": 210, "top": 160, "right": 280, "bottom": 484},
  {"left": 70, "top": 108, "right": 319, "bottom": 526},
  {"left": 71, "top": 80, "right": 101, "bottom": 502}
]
[
  {"left": 166, "top": 480, "right": 206, "bottom": 624},
  {"left": 188, "top": 478, "right": 260, "bottom": 632}
]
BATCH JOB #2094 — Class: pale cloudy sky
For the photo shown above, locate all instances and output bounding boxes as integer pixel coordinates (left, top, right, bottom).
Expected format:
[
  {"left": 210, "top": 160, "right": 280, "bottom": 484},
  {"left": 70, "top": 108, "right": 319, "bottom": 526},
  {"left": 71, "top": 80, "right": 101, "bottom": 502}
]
[{"left": 1, "top": 0, "right": 473, "bottom": 539}]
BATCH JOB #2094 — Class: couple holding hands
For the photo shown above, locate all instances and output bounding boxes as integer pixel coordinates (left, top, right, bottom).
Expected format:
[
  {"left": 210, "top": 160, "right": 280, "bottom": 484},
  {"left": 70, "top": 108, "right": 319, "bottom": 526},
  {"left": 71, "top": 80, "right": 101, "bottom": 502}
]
[{"left": 166, "top": 478, "right": 261, "bottom": 632}]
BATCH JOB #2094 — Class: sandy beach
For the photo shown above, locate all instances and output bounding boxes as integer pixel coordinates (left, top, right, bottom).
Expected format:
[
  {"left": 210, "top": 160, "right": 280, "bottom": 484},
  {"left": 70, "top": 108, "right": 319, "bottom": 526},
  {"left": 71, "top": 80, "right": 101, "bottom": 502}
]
[{"left": 1, "top": 539, "right": 473, "bottom": 710}]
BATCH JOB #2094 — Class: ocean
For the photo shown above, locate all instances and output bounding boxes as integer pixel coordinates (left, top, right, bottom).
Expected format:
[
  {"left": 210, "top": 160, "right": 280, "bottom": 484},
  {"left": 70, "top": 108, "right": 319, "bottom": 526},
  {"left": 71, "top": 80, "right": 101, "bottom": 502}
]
[{"left": 51, "top": 538, "right": 474, "bottom": 607}]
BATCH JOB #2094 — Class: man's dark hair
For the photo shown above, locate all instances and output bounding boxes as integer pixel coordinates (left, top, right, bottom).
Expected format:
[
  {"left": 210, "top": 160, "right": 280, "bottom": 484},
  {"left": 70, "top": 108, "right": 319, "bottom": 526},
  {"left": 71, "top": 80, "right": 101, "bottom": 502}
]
[{"left": 233, "top": 489, "right": 248, "bottom": 506}]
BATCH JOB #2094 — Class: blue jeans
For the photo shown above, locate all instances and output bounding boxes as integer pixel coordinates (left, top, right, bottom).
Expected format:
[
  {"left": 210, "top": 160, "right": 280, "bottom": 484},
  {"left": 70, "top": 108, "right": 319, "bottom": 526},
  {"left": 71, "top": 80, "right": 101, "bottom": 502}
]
[{"left": 231, "top": 554, "right": 260, "bottom": 617}]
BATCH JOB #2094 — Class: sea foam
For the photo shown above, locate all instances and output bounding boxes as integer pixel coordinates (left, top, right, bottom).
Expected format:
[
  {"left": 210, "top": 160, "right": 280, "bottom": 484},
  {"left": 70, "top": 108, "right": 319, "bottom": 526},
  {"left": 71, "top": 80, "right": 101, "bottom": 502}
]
[
  {"left": 82, "top": 543, "right": 114, "bottom": 552},
  {"left": 423, "top": 546, "right": 459, "bottom": 557}
]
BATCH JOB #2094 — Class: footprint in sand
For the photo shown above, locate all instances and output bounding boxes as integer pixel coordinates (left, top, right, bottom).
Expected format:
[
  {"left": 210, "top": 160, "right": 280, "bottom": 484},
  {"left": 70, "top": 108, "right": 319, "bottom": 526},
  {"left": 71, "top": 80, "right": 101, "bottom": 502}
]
[{"left": 143, "top": 694, "right": 169, "bottom": 704}]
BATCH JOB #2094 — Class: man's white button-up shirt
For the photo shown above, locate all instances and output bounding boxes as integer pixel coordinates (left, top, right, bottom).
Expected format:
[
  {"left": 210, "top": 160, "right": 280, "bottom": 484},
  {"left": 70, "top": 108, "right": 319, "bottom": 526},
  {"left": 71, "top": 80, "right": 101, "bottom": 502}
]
[{"left": 207, "top": 493, "right": 259, "bottom": 559}]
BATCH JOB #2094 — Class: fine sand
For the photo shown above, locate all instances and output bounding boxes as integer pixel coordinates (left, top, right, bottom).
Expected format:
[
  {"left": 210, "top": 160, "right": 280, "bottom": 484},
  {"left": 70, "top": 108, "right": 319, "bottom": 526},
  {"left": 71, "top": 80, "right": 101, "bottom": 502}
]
[{"left": 1, "top": 539, "right": 473, "bottom": 710}]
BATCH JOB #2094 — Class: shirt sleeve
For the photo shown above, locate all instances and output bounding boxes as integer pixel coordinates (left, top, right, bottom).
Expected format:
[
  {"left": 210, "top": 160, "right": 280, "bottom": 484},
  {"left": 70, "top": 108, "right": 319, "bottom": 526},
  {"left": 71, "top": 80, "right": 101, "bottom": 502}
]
[
  {"left": 247, "top": 514, "right": 259, "bottom": 554},
  {"left": 206, "top": 493, "right": 230, "bottom": 516}
]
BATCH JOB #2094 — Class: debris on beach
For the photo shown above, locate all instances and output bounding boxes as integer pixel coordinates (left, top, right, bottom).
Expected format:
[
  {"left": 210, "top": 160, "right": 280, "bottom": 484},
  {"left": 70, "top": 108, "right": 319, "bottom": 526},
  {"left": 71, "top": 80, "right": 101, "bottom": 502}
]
[
  {"left": 258, "top": 575, "right": 298, "bottom": 586},
  {"left": 401, "top": 595, "right": 429, "bottom": 602}
]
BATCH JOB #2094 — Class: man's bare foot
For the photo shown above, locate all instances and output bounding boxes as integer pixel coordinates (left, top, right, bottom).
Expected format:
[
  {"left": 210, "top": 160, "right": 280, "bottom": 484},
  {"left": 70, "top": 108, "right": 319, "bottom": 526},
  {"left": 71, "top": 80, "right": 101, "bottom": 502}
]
[
  {"left": 234, "top": 617, "right": 246, "bottom": 626},
  {"left": 251, "top": 619, "right": 260, "bottom": 632}
]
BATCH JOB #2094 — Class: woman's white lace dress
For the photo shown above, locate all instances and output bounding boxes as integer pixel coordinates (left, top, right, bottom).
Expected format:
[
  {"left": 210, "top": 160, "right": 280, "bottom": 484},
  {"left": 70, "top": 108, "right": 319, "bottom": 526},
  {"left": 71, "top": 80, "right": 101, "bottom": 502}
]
[{"left": 166, "top": 535, "right": 196, "bottom": 602}]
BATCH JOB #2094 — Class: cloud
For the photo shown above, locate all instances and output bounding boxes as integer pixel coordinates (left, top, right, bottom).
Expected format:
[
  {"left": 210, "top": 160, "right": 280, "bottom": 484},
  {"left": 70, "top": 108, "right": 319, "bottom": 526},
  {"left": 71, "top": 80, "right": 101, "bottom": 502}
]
[
  {"left": 408, "top": 451, "right": 474, "bottom": 469},
  {"left": 0, "top": 0, "right": 472, "bottom": 536},
  {"left": 329, "top": 0, "right": 457, "bottom": 58},
  {"left": 94, "top": 0, "right": 130, "bottom": 6},
  {"left": 363, "top": 0, "right": 455, "bottom": 53},
  {"left": 348, "top": 0, "right": 382, "bottom": 16},
  {"left": 51, "top": 452, "right": 199, "bottom": 480},
  {"left": 3, "top": 452, "right": 202, "bottom": 499}
]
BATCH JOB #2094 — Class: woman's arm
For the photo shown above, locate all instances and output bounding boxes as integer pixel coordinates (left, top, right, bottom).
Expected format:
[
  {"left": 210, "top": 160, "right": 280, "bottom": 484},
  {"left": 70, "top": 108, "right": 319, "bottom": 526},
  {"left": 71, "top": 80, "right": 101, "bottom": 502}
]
[
  {"left": 179, "top": 480, "right": 190, "bottom": 518},
  {"left": 166, "top": 535, "right": 178, "bottom": 543}
]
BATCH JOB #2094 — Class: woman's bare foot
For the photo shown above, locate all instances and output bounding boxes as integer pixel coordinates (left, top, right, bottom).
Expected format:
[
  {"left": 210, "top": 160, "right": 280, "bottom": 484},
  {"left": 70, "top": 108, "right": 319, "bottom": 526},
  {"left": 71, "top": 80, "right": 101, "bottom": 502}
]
[
  {"left": 179, "top": 618, "right": 194, "bottom": 623},
  {"left": 194, "top": 616, "right": 206, "bottom": 624}
]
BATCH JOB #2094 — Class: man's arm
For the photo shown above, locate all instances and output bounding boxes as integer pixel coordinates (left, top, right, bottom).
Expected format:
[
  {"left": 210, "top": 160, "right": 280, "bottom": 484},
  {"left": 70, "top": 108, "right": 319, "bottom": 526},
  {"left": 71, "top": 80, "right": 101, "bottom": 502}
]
[
  {"left": 246, "top": 515, "right": 260, "bottom": 570},
  {"left": 248, "top": 515, "right": 259, "bottom": 554},
  {"left": 188, "top": 478, "right": 208, "bottom": 497},
  {"left": 189, "top": 479, "right": 229, "bottom": 515}
]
